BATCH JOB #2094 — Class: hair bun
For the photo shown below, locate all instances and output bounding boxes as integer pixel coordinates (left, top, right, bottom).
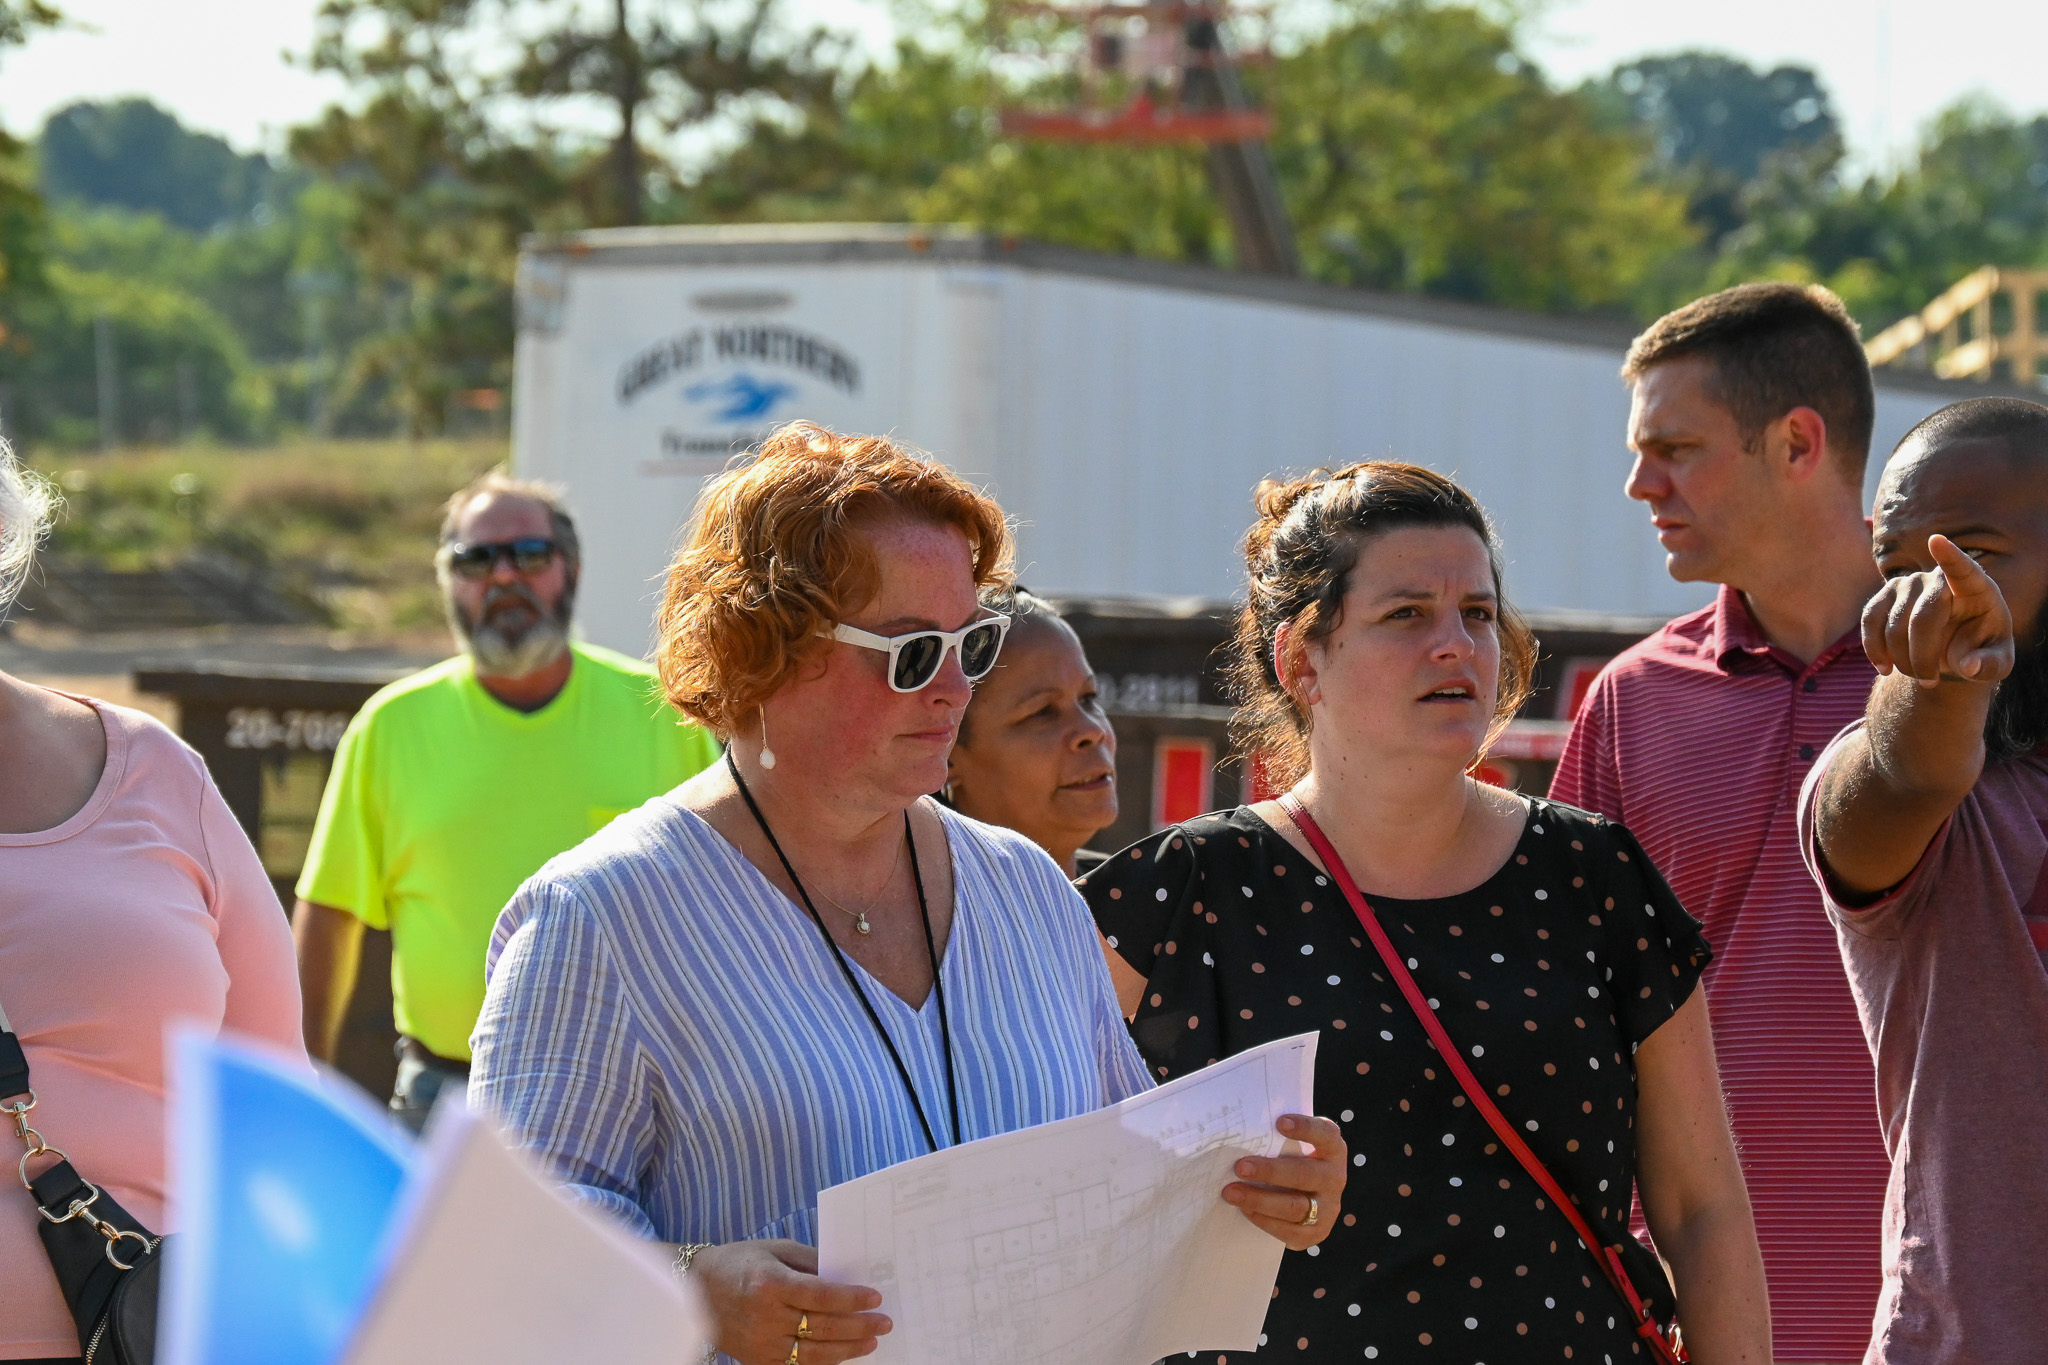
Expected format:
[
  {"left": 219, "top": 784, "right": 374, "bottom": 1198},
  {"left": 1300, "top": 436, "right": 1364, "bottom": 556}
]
[
  {"left": 1226, "top": 459, "right": 1533, "bottom": 791},
  {"left": 1253, "top": 473, "right": 1325, "bottom": 525}
]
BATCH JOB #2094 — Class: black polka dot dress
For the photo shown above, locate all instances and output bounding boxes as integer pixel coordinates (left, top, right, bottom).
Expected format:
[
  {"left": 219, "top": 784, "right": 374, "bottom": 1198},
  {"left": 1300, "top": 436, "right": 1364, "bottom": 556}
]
[{"left": 1079, "top": 799, "right": 1710, "bottom": 1365}]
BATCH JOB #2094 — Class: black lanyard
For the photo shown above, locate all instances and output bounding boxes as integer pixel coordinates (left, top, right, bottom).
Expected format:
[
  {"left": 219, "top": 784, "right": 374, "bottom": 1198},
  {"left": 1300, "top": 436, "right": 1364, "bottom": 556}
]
[{"left": 725, "top": 751, "right": 962, "bottom": 1152}]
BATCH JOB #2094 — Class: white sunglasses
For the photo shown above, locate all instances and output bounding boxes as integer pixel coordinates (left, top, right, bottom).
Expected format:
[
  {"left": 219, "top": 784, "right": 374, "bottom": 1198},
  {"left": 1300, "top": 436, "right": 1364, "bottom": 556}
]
[{"left": 826, "top": 613, "right": 1013, "bottom": 692}]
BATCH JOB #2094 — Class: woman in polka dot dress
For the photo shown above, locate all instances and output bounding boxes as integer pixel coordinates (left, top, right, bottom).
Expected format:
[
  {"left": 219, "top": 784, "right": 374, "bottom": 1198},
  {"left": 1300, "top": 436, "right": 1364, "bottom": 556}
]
[{"left": 1082, "top": 463, "right": 1770, "bottom": 1364}]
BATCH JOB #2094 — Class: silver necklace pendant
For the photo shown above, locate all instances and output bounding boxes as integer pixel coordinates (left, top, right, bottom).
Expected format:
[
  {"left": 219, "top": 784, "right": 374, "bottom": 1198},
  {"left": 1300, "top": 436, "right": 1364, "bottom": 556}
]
[{"left": 855, "top": 913, "right": 872, "bottom": 935}]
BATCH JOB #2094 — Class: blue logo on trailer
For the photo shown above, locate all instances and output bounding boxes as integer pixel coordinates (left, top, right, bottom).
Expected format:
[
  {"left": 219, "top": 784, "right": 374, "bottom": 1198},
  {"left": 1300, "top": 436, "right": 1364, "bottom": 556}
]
[
  {"left": 684, "top": 371, "right": 797, "bottom": 422},
  {"left": 618, "top": 326, "right": 860, "bottom": 407}
]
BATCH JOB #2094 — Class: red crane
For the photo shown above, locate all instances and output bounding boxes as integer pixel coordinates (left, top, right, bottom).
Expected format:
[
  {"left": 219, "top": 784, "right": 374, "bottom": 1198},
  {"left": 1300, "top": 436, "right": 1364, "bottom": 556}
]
[{"left": 995, "top": 1, "right": 1299, "bottom": 276}]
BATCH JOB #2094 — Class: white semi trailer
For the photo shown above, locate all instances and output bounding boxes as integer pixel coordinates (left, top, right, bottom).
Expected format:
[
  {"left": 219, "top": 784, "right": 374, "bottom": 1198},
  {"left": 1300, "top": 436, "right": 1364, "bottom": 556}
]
[{"left": 513, "top": 223, "right": 1966, "bottom": 658}]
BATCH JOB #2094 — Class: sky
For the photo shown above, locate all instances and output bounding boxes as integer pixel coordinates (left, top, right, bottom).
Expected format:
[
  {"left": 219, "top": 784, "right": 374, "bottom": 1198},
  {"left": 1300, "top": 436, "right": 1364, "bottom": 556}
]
[{"left": 0, "top": 0, "right": 2042, "bottom": 174}]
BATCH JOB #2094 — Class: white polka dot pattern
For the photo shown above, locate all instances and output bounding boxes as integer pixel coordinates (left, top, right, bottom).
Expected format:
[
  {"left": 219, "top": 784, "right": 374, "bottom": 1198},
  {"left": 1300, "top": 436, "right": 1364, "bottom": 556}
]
[{"left": 1081, "top": 800, "right": 1708, "bottom": 1363}]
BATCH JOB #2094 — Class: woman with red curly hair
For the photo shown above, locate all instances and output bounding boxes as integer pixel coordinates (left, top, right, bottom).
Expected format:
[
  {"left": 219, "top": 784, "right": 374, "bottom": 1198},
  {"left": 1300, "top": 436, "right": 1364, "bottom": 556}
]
[{"left": 469, "top": 423, "right": 1347, "bottom": 1365}]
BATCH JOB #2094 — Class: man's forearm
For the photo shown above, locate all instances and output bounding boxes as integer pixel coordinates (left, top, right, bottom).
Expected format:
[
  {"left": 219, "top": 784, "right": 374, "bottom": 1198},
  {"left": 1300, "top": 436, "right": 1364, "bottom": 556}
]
[
  {"left": 291, "top": 899, "right": 364, "bottom": 1062},
  {"left": 1865, "top": 669, "right": 1994, "bottom": 798},
  {"left": 1816, "top": 673, "right": 1993, "bottom": 895}
]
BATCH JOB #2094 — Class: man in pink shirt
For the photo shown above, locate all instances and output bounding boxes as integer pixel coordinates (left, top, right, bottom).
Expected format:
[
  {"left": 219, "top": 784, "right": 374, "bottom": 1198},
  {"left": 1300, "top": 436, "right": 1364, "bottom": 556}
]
[
  {"left": 1552, "top": 283, "right": 1888, "bottom": 1362},
  {"left": 1801, "top": 396, "right": 2048, "bottom": 1363}
]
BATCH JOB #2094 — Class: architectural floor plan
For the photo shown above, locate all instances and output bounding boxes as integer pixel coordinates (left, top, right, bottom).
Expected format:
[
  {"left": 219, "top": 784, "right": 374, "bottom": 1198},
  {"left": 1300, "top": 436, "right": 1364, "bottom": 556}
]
[{"left": 819, "top": 1032, "right": 1319, "bottom": 1365}]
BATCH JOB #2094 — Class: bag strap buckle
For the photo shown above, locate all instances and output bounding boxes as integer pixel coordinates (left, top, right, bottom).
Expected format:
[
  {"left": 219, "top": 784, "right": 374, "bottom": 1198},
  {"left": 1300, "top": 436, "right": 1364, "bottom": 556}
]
[
  {"left": 36, "top": 1173, "right": 99, "bottom": 1223},
  {"left": 36, "top": 1176, "right": 158, "bottom": 1269},
  {"left": 3, "top": 1090, "right": 34, "bottom": 1143}
]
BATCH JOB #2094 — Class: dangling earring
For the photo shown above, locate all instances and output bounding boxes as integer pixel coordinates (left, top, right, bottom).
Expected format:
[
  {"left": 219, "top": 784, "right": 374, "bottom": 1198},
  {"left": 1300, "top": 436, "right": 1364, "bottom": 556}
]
[{"left": 758, "top": 708, "right": 777, "bottom": 770}]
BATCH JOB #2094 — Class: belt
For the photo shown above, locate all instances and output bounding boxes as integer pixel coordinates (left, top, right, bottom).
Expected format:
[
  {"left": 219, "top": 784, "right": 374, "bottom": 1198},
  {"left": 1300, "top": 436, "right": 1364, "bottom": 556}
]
[{"left": 396, "top": 1036, "right": 472, "bottom": 1075}]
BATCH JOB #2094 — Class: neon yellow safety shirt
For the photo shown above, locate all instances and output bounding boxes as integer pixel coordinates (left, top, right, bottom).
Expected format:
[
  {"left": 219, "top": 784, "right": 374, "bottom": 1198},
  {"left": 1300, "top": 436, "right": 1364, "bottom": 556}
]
[{"left": 296, "top": 642, "right": 720, "bottom": 1060}]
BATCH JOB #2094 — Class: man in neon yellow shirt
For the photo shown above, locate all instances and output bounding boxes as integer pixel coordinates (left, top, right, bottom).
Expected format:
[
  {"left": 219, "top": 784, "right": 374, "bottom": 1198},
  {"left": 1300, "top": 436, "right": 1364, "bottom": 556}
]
[{"left": 293, "top": 471, "right": 718, "bottom": 1128}]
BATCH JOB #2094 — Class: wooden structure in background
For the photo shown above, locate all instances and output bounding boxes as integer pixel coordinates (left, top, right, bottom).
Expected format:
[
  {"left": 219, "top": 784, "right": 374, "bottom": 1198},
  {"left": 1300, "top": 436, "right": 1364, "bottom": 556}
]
[
  {"left": 1866, "top": 265, "right": 2048, "bottom": 386},
  {"left": 994, "top": 1, "right": 1298, "bottom": 275}
]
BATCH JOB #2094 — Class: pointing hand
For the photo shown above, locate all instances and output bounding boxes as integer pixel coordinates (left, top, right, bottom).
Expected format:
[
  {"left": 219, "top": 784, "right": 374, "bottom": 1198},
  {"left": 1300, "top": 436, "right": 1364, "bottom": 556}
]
[{"left": 1862, "top": 534, "right": 2015, "bottom": 687}]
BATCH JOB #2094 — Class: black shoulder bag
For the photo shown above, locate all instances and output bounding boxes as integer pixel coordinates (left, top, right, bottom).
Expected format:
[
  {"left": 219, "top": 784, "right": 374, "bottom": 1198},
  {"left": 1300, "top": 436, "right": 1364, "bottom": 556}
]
[{"left": 2, "top": 996, "right": 165, "bottom": 1365}]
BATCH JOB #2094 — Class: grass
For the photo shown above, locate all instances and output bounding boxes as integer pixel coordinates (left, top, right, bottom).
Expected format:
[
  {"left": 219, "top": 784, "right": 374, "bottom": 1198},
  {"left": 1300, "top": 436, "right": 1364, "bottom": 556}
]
[{"left": 25, "top": 437, "right": 509, "bottom": 637}]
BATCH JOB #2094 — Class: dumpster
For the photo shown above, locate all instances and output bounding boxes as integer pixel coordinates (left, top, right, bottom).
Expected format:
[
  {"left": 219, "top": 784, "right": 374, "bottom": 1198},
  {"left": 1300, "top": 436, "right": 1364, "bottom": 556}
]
[{"left": 136, "top": 660, "right": 415, "bottom": 1100}]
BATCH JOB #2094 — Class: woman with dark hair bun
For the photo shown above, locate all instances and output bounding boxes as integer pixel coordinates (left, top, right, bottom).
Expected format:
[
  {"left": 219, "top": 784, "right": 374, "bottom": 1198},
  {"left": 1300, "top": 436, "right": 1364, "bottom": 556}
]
[{"left": 1082, "top": 462, "right": 1770, "bottom": 1364}]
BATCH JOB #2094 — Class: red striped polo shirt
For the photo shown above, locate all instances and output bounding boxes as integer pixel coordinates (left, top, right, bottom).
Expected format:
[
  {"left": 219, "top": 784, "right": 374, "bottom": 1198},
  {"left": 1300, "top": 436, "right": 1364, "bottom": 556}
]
[{"left": 1551, "top": 585, "right": 1887, "bottom": 1365}]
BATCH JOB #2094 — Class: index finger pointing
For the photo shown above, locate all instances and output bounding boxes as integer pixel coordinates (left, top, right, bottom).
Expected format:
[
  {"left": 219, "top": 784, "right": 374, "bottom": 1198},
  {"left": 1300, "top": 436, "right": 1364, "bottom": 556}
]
[{"left": 1928, "top": 534, "right": 1997, "bottom": 601}]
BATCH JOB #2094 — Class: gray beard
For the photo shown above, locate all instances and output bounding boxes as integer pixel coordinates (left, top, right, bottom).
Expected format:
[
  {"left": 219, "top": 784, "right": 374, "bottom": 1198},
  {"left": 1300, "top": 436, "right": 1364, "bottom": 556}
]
[{"left": 446, "top": 581, "right": 573, "bottom": 678}]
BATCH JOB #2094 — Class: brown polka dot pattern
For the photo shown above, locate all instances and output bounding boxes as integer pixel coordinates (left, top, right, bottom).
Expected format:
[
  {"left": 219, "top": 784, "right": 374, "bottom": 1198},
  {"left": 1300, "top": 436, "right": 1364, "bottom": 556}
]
[{"left": 1080, "top": 799, "right": 1710, "bottom": 1364}]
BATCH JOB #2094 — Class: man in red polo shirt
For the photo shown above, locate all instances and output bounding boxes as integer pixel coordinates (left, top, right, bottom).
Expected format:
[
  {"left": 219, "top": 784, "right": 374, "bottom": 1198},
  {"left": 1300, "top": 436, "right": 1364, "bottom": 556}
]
[{"left": 1552, "top": 282, "right": 1889, "bottom": 1363}]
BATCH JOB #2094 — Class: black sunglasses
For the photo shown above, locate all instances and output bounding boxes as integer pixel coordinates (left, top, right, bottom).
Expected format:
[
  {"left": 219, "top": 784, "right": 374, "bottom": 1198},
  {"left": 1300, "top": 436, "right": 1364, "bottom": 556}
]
[{"left": 440, "top": 538, "right": 561, "bottom": 579}]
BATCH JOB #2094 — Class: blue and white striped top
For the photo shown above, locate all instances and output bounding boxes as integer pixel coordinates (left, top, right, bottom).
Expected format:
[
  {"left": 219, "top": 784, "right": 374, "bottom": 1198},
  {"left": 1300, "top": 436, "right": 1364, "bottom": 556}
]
[{"left": 469, "top": 793, "right": 1153, "bottom": 1248}]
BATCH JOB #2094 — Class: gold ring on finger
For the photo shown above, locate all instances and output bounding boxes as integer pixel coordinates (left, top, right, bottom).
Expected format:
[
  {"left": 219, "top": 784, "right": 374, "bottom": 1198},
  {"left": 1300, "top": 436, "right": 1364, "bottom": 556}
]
[
  {"left": 1299, "top": 1194, "right": 1320, "bottom": 1227},
  {"left": 787, "top": 1343, "right": 801, "bottom": 1365},
  {"left": 796, "top": 1315, "right": 813, "bottom": 1340}
]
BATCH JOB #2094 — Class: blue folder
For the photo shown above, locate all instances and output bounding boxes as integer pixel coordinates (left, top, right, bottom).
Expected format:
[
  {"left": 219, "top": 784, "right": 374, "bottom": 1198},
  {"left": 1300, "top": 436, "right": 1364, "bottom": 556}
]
[{"left": 161, "top": 1031, "right": 417, "bottom": 1365}]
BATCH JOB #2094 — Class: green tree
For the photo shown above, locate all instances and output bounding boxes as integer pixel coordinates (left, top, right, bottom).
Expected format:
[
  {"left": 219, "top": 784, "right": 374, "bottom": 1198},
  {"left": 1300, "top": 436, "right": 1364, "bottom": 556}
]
[
  {"left": 0, "top": 90, "right": 383, "bottom": 446},
  {"left": 686, "top": 37, "right": 1230, "bottom": 260},
  {"left": 1265, "top": 2, "right": 1695, "bottom": 309},
  {"left": 0, "top": 1, "right": 59, "bottom": 340},
  {"left": 38, "top": 182, "right": 377, "bottom": 439},
  {"left": 0, "top": 0, "right": 57, "bottom": 46},
  {"left": 294, "top": 3, "right": 573, "bottom": 432},
  {"left": 508, "top": 0, "right": 842, "bottom": 225},
  {"left": 719, "top": 2, "right": 1696, "bottom": 310},
  {"left": 1709, "top": 99, "right": 2048, "bottom": 330},
  {"left": 0, "top": 130, "right": 41, "bottom": 307},
  {"left": 0, "top": 261, "right": 270, "bottom": 446},
  {"left": 674, "top": 42, "right": 1005, "bottom": 226},
  {"left": 1581, "top": 52, "right": 1840, "bottom": 245},
  {"left": 292, "top": 92, "right": 559, "bottom": 434},
  {"left": 39, "top": 97, "right": 280, "bottom": 231},
  {"left": 295, "top": 0, "right": 845, "bottom": 430}
]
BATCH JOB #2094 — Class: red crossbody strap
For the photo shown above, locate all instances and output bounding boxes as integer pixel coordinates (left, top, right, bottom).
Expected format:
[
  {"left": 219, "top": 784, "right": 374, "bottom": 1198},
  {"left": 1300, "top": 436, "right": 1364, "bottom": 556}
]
[{"left": 1277, "top": 794, "right": 1686, "bottom": 1364}]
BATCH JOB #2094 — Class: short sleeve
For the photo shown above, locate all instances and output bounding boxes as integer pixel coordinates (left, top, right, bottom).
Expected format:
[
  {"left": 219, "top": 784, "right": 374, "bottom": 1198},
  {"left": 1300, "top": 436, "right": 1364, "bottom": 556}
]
[
  {"left": 294, "top": 710, "right": 388, "bottom": 928},
  {"left": 961, "top": 817, "right": 1154, "bottom": 1105},
  {"left": 198, "top": 777, "right": 307, "bottom": 1060},
  {"left": 1095, "top": 985, "right": 1154, "bottom": 1102},
  {"left": 470, "top": 879, "right": 660, "bottom": 1237},
  {"left": 1796, "top": 722, "right": 1952, "bottom": 936},
  {"left": 1079, "top": 827, "right": 1224, "bottom": 1077},
  {"left": 1591, "top": 818, "right": 1712, "bottom": 1049},
  {"left": 1048, "top": 871, "right": 1155, "bottom": 1104},
  {"left": 1549, "top": 667, "right": 1624, "bottom": 821},
  {"left": 1078, "top": 828, "right": 1202, "bottom": 980}
]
